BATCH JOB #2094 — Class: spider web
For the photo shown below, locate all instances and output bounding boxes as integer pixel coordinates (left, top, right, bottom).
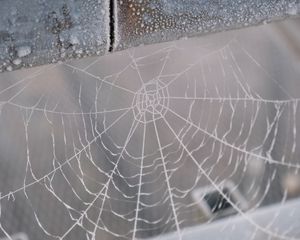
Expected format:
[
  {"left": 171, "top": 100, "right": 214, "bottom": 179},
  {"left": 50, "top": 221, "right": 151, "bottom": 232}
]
[{"left": 0, "top": 21, "right": 300, "bottom": 240}]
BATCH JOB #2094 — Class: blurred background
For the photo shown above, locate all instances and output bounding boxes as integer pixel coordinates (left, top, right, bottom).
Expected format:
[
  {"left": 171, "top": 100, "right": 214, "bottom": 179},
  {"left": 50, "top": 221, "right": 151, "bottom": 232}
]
[{"left": 0, "top": 17, "right": 300, "bottom": 240}]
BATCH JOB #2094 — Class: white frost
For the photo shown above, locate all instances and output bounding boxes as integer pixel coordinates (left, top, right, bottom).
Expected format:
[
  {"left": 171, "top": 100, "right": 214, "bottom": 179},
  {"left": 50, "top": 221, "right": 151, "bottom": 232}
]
[
  {"left": 13, "top": 58, "right": 22, "bottom": 65},
  {"left": 17, "top": 46, "right": 32, "bottom": 58},
  {"left": 70, "top": 34, "right": 80, "bottom": 45}
]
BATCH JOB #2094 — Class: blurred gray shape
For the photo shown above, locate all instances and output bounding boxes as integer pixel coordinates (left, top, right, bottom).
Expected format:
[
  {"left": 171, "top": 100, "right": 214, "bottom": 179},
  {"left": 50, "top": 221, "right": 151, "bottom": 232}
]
[
  {"left": 146, "top": 198, "right": 300, "bottom": 240},
  {"left": 1, "top": 0, "right": 300, "bottom": 72},
  {"left": 0, "top": 233, "right": 28, "bottom": 240},
  {"left": 191, "top": 180, "right": 249, "bottom": 220}
]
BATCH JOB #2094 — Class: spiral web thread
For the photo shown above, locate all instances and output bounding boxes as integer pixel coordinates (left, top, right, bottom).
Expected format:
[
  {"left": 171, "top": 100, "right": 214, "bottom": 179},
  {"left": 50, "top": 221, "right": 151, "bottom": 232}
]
[{"left": 0, "top": 25, "right": 300, "bottom": 240}]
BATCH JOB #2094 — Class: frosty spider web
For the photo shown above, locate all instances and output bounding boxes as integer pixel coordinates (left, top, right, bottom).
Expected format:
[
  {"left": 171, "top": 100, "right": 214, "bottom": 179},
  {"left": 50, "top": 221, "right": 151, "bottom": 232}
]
[{"left": 0, "top": 22, "right": 300, "bottom": 240}]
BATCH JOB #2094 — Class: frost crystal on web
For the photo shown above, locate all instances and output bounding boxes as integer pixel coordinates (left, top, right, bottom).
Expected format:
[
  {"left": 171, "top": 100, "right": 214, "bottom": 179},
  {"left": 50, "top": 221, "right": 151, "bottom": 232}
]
[{"left": 0, "top": 21, "right": 300, "bottom": 240}]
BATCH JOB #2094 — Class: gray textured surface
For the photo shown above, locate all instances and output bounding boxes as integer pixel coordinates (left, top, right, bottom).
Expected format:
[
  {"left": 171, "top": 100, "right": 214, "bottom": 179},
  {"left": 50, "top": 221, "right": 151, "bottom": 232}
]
[
  {"left": 0, "top": 0, "right": 300, "bottom": 72},
  {"left": 0, "top": 0, "right": 109, "bottom": 72},
  {"left": 115, "top": 0, "right": 300, "bottom": 51}
]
